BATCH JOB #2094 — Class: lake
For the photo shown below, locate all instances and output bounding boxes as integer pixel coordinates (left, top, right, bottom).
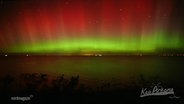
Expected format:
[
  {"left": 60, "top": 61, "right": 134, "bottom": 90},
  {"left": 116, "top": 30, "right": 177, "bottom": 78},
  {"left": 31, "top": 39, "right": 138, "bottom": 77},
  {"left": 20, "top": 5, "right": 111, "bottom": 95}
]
[{"left": 0, "top": 55, "right": 184, "bottom": 87}]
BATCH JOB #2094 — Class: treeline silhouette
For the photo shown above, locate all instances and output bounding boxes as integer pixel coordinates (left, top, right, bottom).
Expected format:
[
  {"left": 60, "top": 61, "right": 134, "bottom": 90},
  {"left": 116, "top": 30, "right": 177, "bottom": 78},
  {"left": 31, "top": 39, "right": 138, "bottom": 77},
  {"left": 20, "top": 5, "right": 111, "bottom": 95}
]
[
  {"left": 0, "top": 73, "right": 121, "bottom": 103},
  {"left": 0, "top": 73, "right": 182, "bottom": 104}
]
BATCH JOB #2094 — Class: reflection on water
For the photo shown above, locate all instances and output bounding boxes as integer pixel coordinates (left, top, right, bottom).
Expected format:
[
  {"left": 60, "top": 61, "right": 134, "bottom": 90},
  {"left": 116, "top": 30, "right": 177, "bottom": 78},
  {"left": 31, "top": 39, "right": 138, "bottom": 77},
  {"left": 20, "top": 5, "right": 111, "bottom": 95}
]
[{"left": 0, "top": 56, "right": 184, "bottom": 85}]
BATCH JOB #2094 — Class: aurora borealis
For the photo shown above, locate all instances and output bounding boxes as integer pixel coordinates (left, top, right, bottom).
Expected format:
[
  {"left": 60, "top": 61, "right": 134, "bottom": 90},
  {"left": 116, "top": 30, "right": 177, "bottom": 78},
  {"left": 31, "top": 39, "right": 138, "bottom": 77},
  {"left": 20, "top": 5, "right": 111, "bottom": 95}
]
[
  {"left": 1, "top": 1, "right": 184, "bottom": 103},
  {"left": 0, "top": 0, "right": 184, "bottom": 54}
]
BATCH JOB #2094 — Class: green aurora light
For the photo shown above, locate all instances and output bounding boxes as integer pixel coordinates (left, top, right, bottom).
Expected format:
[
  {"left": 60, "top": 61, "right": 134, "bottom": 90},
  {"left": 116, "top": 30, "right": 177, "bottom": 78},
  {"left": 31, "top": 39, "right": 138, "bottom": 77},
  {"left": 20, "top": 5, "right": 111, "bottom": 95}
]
[{"left": 9, "top": 31, "right": 184, "bottom": 54}]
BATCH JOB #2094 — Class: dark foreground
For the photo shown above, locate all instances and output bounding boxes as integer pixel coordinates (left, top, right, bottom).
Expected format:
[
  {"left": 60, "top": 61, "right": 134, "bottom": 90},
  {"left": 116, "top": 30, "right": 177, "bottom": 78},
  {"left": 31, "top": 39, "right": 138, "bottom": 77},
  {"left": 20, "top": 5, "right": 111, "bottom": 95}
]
[
  {"left": 0, "top": 56, "right": 184, "bottom": 103},
  {"left": 0, "top": 73, "right": 184, "bottom": 104}
]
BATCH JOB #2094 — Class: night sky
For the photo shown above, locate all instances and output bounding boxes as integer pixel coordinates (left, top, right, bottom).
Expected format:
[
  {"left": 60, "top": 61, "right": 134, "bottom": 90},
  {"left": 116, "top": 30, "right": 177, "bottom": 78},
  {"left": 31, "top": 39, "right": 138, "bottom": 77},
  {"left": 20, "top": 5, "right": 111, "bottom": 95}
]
[{"left": 0, "top": 0, "right": 184, "bottom": 54}]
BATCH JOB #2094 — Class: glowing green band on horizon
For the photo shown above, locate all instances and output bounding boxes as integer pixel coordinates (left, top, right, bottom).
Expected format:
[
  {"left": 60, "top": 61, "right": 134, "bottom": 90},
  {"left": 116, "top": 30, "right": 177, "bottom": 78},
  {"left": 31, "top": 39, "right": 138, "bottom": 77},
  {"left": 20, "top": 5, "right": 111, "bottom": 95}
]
[{"left": 9, "top": 31, "right": 184, "bottom": 53}]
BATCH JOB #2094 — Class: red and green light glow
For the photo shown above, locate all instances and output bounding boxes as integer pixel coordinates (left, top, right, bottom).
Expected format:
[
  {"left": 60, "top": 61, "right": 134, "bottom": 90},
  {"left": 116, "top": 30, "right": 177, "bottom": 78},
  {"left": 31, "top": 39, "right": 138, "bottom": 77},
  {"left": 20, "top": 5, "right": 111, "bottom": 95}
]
[{"left": 0, "top": 0, "right": 183, "bottom": 54}]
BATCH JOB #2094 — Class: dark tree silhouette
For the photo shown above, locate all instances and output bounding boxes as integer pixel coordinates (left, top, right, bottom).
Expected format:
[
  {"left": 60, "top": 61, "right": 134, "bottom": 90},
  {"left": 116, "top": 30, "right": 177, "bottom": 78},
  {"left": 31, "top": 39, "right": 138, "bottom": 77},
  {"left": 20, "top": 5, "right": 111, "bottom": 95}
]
[
  {"left": 52, "top": 74, "right": 65, "bottom": 92},
  {"left": 64, "top": 75, "right": 79, "bottom": 93}
]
